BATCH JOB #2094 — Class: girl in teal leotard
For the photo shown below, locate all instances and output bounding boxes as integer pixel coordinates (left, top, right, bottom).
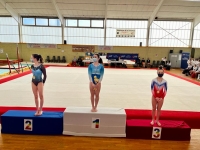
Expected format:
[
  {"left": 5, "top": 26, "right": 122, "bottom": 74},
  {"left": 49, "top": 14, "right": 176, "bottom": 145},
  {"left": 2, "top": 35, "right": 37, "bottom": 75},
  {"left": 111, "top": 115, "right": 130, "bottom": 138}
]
[{"left": 88, "top": 54, "right": 104, "bottom": 112}]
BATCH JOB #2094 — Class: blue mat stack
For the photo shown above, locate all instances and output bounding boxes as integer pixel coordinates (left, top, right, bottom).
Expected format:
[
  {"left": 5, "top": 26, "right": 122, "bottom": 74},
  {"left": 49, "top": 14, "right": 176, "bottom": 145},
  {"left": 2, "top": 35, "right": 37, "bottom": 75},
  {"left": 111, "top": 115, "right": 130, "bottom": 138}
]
[{"left": 1, "top": 110, "right": 63, "bottom": 135}]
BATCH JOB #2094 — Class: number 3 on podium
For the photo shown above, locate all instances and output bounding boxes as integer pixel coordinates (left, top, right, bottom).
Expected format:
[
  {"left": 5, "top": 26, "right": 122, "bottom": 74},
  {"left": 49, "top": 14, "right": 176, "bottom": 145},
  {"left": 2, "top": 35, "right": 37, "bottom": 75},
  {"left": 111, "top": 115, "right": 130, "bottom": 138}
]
[{"left": 152, "top": 127, "right": 162, "bottom": 139}]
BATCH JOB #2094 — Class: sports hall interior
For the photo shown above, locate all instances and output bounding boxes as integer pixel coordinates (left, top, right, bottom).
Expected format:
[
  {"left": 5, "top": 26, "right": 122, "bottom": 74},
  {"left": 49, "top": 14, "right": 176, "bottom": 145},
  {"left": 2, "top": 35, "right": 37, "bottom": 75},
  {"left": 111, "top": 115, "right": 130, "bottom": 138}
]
[{"left": 1, "top": 0, "right": 200, "bottom": 150}]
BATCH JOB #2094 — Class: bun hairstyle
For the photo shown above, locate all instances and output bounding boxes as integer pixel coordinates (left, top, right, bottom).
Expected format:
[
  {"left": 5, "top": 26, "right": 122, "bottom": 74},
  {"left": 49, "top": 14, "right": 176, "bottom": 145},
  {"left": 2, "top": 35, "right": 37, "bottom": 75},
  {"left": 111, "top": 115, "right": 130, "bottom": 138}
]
[
  {"left": 158, "top": 65, "right": 164, "bottom": 70},
  {"left": 32, "top": 54, "right": 44, "bottom": 63}
]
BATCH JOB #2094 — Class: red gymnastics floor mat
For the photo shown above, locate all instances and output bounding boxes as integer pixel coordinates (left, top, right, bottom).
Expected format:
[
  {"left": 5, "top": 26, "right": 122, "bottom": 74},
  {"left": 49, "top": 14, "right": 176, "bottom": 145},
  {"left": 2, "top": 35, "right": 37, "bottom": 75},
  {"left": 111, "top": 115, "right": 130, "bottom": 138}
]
[
  {"left": 0, "top": 66, "right": 49, "bottom": 84},
  {"left": 0, "top": 70, "right": 32, "bottom": 84},
  {"left": 125, "top": 109, "right": 200, "bottom": 129}
]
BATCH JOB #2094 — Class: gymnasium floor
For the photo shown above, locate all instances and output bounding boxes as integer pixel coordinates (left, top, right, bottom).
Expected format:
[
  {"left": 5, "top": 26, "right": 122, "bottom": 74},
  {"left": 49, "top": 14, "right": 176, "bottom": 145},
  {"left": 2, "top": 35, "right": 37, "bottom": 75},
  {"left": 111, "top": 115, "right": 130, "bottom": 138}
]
[
  {"left": 0, "top": 67, "right": 200, "bottom": 111},
  {"left": 1, "top": 67, "right": 200, "bottom": 150}
]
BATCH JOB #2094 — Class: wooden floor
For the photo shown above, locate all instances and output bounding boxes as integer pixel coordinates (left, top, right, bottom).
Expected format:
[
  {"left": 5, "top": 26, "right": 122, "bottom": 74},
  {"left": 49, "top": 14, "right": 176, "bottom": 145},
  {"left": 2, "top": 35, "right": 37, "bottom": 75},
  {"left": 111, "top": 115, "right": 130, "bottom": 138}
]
[
  {"left": 0, "top": 130, "right": 200, "bottom": 150},
  {"left": 1, "top": 67, "right": 200, "bottom": 150}
]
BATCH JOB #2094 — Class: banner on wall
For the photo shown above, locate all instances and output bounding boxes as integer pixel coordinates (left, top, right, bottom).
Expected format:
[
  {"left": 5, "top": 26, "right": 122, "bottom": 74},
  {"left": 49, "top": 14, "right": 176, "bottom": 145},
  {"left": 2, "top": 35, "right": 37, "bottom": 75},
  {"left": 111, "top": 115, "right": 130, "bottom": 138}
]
[
  {"left": 27, "top": 44, "right": 57, "bottom": 49},
  {"left": 116, "top": 29, "right": 135, "bottom": 37},
  {"left": 106, "top": 53, "right": 138, "bottom": 60},
  {"left": 0, "top": 49, "right": 3, "bottom": 53},
  {"left": 181, "top": 52, "right": 190, "bottom": 69},
  {"left": 72, "top": 45, "right": 95, "bottom": 52},
  {"left": 98, "top": 46, "right": 113, "bottom": 50}
]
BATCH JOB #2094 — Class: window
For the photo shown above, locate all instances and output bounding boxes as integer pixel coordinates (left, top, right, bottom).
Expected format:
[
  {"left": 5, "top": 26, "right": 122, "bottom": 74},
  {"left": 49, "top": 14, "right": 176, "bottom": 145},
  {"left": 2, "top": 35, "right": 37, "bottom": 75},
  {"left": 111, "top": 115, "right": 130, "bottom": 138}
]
[
  {"left": 91, "top": 20, "right": 104, "bottom": 28},
  {"left": 106, "top": 20, "right": 148, "bottom": 46},
  {"left": 0, "top": 17, "right": 19, "bottom": 42},
  {"left": 22, "top": 17, "right": 62, "bottom": 43},
  {"left": 22, "top": 26, "right": 62, "bottom": 44},
  {"left": 79, "top": 20, "right": 90, "bottom": 27},
  {"left": 64, "top": 27, "right": 104, "bottom": 45},
  {"left": 66, "top": 19, "right": 77, "bottom": 27},
  {"left": 49, "top": 19, "right": 61, "bottom": 26},
  {"left": 149, "top": 21, "right": 191, "bottom": 47},
  {"left": 193, "top": 23, "right": 200, "bottom": 48},
  {"left": 36, "top": 18, "right": 48, "bottom": 26},
  {"left": 23, "top": 18, "right": 35, "bottom": 25}
]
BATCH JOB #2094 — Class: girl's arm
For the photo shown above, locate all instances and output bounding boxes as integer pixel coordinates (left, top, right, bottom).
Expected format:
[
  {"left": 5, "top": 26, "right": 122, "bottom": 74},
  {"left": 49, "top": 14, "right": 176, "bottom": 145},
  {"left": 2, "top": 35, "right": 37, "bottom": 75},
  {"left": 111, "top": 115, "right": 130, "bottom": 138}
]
[
  {"left": 41, "top": 65, "right": 47, "bottom": 83},
  {"left": 99, "top": 65, "right": 104, "bottom": 82},
  {"left": 88, "top": 65, "right": 92, "bottom": 82}
]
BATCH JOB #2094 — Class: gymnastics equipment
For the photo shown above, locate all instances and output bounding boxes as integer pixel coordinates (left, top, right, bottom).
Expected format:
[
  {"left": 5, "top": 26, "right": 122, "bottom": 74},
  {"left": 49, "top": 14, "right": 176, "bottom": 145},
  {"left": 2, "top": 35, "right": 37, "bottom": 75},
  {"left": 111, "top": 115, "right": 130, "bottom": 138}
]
[
  {"left": 0, "top": 44, "right": 25, "bottom": 74},
  {"left": 1, "top": 110, "right": 63, "bottom": 135},
  {"left": 126, "top": 119, "right": 191, "bottom": 140},
  {"left": 63, "top": 107, "right": 126, "bottom": 137},
  {"left": 0, "top": 107, "right": 193, "bottom": 141}
]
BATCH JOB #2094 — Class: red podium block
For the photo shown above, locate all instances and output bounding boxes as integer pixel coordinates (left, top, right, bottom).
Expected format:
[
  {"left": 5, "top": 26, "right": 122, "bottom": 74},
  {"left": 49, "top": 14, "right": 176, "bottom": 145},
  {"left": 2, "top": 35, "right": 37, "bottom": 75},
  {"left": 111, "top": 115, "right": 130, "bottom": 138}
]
[{"left": 126, "top": 119, "right": 191, "bottom": 141}]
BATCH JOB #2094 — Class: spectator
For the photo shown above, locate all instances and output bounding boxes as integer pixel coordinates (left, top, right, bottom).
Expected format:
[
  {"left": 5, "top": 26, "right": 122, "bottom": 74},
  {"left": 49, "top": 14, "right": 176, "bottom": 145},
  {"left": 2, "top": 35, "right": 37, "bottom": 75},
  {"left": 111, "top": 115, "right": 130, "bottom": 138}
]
[
  {"left": 191, "top": 66, "right": 200, "bottom": 78},
  {"left": 198, "top": 59, "right": 200, "bottom": 67},
  {"left": 164, "top": 57, "right": 167, "bottom": 66},
  {"left": 146, "top": 58, "right": 150, "bottom": 68},
  {"left": 195, "top": 59, "right": 199, "bottom": 66},
  {"left": 72, "top": 56, "right": 77, "bottom": 66},
  {"left": 191, "top": 58, "right": 195, "bottom": 67},
  {"left": 161, "top": 57, "right": 167, "bottom": 66},
  {"left": 166, "top": 61, "right": 171, "bottom": 70},
  {"left": 141, "top": 58, "right": 145, "bottom": 68},
  {"left": 137, "top": 57, "right": 141, "bottom": 67},
  {"left": 190, "top": 64, "right": 198, "bottom": 77},
  {"left": 77, "top": 57, "right": 83, "bottom": 66},
  {"left": 187, "top": 58, "right": 192, "bottom": 65},
  {"left": 182, "top": 63, "right": 193, "bottom": 76}
]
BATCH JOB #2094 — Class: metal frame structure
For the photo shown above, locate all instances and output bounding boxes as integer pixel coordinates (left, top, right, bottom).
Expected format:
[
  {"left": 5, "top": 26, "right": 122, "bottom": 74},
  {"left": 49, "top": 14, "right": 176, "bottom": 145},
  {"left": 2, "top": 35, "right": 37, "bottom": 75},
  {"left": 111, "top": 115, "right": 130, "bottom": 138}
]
[{"left": 0, "top": 0, "right": 199, "bottom": 47}]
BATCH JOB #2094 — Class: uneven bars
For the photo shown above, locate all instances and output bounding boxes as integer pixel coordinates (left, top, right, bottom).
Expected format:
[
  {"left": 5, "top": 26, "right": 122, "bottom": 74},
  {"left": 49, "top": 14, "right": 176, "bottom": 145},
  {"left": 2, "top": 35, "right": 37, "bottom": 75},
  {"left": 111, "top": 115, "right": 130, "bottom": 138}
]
[
  {"left": 16, "top": 44, "right": 20, "bottom": 70},
  {"left": 6, "top": 53, "right": 11, "bottom": 74}
]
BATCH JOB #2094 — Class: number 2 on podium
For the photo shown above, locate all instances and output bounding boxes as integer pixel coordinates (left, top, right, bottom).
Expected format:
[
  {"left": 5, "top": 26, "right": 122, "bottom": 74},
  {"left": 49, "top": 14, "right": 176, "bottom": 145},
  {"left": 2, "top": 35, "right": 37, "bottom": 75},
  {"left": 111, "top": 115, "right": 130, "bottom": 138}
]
[{"left": 24, "top": 119, "right": 33, "bottom": 131}]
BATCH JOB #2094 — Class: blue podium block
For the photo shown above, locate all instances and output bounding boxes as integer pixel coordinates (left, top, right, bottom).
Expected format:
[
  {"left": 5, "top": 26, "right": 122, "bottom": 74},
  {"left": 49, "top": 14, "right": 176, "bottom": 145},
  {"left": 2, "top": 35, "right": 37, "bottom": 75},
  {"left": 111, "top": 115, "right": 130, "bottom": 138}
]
[{"left": 1, "top": 110, "right": 63, "bottom": 135}]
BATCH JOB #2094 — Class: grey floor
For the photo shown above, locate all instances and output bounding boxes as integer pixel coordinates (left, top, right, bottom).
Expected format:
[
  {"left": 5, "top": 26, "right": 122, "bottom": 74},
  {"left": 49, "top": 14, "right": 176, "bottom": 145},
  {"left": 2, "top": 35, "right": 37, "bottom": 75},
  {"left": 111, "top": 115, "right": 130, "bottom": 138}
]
[{"left": 0, "top": 67, "right": 200, "bottom": 111}]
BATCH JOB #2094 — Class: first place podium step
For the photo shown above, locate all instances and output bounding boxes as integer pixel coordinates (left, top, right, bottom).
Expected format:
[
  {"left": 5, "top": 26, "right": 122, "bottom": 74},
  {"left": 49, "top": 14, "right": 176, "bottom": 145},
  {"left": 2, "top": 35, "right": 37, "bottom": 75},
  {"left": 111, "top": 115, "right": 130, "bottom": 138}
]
[
  {"left": 63, "top": 107, "right": 126, "bottom": 137},
  {"left": 1, "top": 110, "right": 63, "bottom": 135}
]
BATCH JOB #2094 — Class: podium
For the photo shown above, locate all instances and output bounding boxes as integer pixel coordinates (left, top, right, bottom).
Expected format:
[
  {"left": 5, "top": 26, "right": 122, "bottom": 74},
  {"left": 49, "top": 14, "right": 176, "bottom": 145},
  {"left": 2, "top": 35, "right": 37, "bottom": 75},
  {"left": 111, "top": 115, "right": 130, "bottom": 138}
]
[
  {"left": 126, "top": 119, "right": 191, "bottom": 141},
  {"left": 1, "top": 110, "right": 63, "bottom": 135},
  {"left": 63, "top": 107, "right": 126, "bottom": 137}
]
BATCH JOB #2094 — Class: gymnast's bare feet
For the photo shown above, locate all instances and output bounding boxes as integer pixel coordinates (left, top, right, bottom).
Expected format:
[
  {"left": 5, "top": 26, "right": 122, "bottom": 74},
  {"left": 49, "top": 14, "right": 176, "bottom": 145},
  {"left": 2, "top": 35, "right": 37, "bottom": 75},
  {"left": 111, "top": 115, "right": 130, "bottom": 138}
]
[
  {"left": 91, "top": 108, "right": 97, "bottom": 112},
  {"left": 35, "top": 110, "right": 39, "bottom": 116},
  {"left": 156, "top": 121, "right": 161, "bottom": 126},
  {"left": 37, "top": 110, "right": 43, "bottom": 116},
  {"left": 150, "top": 120, "right": 154, "bottom": 125}
]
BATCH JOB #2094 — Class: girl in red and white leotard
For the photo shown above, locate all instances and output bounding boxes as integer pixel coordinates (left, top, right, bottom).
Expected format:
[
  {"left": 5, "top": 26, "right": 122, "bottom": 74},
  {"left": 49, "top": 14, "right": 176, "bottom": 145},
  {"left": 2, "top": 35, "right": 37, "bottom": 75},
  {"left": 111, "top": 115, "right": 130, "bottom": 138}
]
[{"left": 150, "top": 65, "right": 168, "bottom": 126}]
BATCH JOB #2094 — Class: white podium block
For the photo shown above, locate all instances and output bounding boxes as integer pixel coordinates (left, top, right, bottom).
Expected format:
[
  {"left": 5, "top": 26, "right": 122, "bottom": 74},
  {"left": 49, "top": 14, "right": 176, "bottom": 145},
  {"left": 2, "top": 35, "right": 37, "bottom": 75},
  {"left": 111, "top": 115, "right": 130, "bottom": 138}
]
[{"left": 63, "top": 107, "right": 126, "bottom": 137}]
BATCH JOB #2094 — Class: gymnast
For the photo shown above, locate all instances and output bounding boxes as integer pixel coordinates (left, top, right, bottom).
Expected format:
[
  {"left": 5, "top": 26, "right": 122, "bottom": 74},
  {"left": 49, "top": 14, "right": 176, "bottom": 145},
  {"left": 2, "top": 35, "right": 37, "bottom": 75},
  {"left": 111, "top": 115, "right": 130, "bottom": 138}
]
[
  {"left": 150, "top": 65, "right": 167, "bottom": 126},
  {"left": 88, "top": 53, "right": 104, "bottom": 112},
  {"left": 30, "top": 54, "right": 47, "bottom": 116}
]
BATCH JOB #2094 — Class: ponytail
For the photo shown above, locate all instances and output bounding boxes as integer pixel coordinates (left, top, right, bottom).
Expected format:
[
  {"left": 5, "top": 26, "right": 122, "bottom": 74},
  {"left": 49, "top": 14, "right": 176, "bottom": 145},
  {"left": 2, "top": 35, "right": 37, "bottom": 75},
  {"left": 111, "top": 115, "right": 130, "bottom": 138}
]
[
  {"left": 38, "top": 55, "right": 44, "bottom": 63},
  {"left": 32, "top": 54, "right": 43, "bottom": 63},
  {"left": 99, "top": 57, "right": 103, "bottom": 64}
]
